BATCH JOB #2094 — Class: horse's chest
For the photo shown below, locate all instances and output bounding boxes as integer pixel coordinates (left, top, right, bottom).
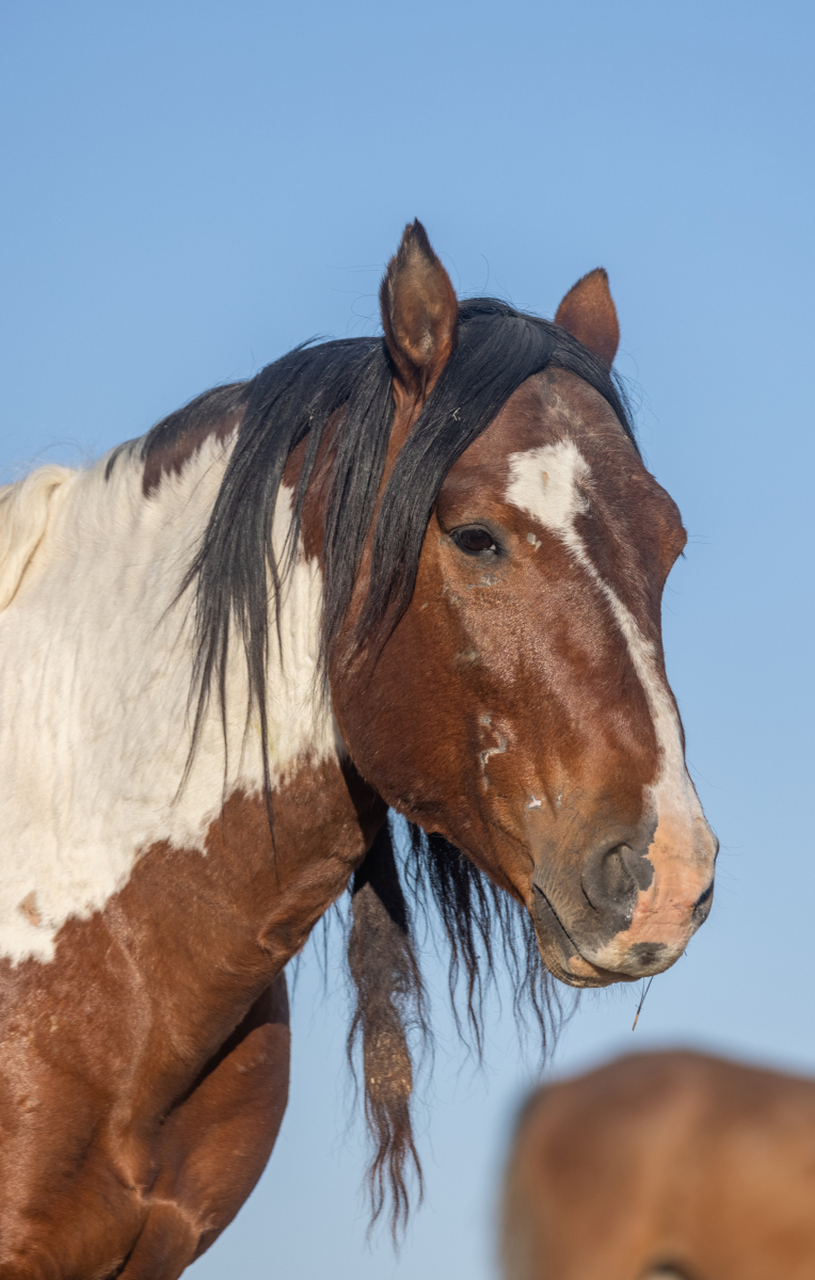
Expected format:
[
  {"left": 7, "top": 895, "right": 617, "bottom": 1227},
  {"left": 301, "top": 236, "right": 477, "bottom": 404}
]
[{"left": 0, "top": 756, "right": 380, "bottom": 1268}]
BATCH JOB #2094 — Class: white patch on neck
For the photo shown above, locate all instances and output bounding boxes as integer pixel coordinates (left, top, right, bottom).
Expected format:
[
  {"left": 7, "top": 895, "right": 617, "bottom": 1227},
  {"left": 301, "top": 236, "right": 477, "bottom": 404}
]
[
  {"left": 0, "top": 437, "right": 339, "bottom": 963},
  {"left": 505, "top": 440, "right": 707, "bottom": 846}
]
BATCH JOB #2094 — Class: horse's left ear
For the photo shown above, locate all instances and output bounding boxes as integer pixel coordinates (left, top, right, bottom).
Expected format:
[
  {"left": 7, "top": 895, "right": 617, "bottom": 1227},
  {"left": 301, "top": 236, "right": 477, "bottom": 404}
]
[
  {"left": 555, "top": 268, "right": 619, "bottom": 367},
  {"left": 380, "top": 220, "right": 458, "bottom": 402}
]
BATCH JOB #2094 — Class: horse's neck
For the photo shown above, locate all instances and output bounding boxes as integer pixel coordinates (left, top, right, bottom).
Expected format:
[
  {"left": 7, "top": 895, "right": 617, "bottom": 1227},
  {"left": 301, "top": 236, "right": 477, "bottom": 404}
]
[{"left": 0, "top": 436, "right": 343, "bottom": 968}]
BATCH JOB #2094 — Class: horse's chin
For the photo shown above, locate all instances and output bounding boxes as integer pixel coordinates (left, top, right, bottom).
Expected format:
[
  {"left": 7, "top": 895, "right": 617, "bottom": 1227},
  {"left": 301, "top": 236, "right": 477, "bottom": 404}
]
[{"left": 536, "top": 940, "right": 640, "bottom": 989}]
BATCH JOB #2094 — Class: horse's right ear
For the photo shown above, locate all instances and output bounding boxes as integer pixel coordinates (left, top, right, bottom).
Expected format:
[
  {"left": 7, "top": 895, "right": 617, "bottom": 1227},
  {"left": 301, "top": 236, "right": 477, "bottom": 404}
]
[
  {"left": 554, "top": 268, "right": 619, "bottom": 367},
  {"left": 380, "top": 220, "right": 458, "bottom": 404}
]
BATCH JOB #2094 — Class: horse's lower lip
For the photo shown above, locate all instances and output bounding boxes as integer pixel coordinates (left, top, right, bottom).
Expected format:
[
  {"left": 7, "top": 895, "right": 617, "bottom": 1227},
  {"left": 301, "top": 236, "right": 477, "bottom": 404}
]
[
  {"left": 540, "top": 947, "right": 640, "bottom": 989},
  {"left": 531, "top": 884, "right": 639, "bottom": 989}
]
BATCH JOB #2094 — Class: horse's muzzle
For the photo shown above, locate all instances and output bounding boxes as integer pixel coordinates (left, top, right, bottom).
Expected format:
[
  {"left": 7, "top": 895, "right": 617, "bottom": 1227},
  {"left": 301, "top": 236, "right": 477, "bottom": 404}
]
[{"left": 530, "top": 826, "right": 717, "bottom": 989}]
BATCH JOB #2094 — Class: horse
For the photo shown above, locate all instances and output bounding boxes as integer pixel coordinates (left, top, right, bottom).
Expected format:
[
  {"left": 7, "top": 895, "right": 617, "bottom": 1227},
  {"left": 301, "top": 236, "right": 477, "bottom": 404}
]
[
  {"left": 502, "top": 1050, "right": 815, "bottom": 1280},
  {"left": 0, "top": 220, "right": 717, "bottom": 1277}
]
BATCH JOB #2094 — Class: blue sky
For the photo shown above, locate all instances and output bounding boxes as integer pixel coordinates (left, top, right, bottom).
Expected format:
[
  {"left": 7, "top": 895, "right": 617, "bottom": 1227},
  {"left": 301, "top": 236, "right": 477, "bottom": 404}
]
[{"left": 1, "top": 2, "right": 813, "bottom": 1276}]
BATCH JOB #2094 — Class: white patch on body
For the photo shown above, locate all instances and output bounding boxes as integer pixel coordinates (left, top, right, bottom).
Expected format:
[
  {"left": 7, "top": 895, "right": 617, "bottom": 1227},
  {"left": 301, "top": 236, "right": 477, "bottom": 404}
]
[
  {"left": 506, "top": 441, "right": 713, "bottom": 964},
  {"left": 0, "top": 436, "right": 338, "bottom": 963}
]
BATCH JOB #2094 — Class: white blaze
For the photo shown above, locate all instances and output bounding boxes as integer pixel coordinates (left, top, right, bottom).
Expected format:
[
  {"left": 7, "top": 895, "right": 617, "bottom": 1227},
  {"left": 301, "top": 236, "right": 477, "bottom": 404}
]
[{"left": 505, "top": 441, "right": 711, "bottom": 950}]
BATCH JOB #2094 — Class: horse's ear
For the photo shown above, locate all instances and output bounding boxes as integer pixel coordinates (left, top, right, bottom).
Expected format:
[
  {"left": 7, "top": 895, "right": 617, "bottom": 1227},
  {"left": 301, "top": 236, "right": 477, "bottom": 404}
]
[
  {"left": 554, "top": 268, "right": 619, "bottom": 367},
  {"left": 380, "top": 220, "right": 458, "bottom": 402}
]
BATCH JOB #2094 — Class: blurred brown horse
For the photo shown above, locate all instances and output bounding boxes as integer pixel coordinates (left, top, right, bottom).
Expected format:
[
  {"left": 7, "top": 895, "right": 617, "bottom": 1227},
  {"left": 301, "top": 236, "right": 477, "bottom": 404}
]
[
  {"left": 0, "top": 222, "right": 716, "bottom": 1276},
  {"left": 503, "top": 1050, "right": 815, "bottom": 1280}
]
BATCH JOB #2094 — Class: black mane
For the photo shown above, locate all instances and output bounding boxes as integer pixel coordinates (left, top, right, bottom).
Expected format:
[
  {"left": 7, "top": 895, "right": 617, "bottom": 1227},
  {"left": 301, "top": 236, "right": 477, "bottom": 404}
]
[{"left": 139, "top": 301, "right": 635, "bottom": 772}]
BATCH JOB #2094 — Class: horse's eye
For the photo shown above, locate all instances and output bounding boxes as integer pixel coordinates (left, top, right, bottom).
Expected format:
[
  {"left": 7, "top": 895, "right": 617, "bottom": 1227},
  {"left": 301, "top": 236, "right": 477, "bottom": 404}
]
[{"left": 452, "top": 526, "right": 499, "bottom": 556}]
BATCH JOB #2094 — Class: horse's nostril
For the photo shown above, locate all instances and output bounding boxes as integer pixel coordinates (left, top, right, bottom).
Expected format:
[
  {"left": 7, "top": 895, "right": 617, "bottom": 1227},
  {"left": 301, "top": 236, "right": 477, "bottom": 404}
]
[
  {"left": 692, "top": 878, "right": 715, "bottom": 923},
  {"left": 695, "top": 879, "right": 714, "bottom": 908},
  {"left": 582, "top": 838, "right": 654, "bottom": 918},
  {"left": 598, "top": 845, "right": 634, "bottom": 904}
]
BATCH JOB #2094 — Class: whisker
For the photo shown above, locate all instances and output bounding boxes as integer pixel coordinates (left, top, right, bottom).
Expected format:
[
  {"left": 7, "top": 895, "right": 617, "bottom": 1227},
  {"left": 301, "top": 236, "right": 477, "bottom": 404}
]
[{"left": 632, "top": 976, "right": 655, "bottom": 1031}]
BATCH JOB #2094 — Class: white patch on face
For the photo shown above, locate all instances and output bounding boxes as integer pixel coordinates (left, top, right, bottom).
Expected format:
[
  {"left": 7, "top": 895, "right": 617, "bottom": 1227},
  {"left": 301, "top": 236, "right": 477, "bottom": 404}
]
[
  {"left": 0, "top": 436, "right": 339, "bottom": 964},
  {"left": 506, "top": 441, "right": 714, "bottom": 960},
  {"left": 507, "top": 440, "right": 591, "bottom": 535}
]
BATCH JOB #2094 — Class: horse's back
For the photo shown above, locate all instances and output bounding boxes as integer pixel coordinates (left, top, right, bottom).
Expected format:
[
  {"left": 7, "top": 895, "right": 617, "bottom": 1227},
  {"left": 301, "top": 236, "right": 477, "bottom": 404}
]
[{"left": 502, "top": 1051, "right": 815, "bottom": 1280}]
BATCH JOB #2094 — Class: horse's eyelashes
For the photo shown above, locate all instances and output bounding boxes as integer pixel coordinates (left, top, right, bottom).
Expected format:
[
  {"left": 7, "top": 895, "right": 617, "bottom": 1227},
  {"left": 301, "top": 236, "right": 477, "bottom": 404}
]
[{"left": 452, "top": 526, "right": 501, "bottom": 556}]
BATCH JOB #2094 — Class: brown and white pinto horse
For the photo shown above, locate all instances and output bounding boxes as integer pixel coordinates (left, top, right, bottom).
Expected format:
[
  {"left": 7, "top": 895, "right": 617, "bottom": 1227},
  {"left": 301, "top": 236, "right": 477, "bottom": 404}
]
[
  {"left": 502, "top": 1050, "right": 815, "bottom": 1280},
  {"left": 0, "top": 222, "right": 716, "bottom": 1276}
]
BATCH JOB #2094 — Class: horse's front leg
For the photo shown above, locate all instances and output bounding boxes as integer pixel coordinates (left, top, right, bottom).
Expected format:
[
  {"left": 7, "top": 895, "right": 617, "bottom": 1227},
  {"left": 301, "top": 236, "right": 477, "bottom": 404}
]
[{"left": 118, "top": 973, "right": 290, "bottom": 1280}]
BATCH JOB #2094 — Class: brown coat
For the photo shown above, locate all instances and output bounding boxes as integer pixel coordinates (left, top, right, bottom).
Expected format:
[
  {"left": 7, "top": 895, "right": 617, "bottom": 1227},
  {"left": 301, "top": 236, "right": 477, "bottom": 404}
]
[{"left": 503, "top": 1050, "right": 815, "bottom": 1280}]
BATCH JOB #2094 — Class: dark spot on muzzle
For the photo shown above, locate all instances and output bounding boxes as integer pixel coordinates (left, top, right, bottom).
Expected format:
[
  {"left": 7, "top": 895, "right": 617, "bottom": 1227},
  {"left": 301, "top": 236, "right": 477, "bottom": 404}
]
[{"left": 627, "top": 941, "right": 669, "bottom": 969}]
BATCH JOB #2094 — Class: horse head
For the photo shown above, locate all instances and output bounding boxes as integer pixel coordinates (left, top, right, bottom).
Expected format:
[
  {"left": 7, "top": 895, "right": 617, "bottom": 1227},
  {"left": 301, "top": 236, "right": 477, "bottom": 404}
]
[{"left": 331, "top": 221, "right": 717, "bottom": 990}]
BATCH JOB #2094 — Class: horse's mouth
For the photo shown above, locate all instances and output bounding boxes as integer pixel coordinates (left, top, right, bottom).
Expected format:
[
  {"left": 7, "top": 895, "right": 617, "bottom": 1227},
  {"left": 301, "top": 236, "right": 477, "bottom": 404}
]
[{"left": 531, "top": 884, "right": 640, "bottom": 990}]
